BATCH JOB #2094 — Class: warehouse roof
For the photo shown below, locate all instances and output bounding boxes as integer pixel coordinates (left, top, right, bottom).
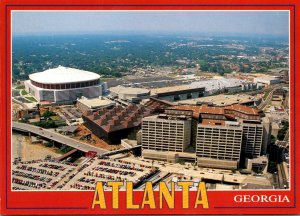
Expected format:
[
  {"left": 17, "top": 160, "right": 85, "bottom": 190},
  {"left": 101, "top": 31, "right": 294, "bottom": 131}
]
[{"left": 110, "top": 85, "right": 150, "bottom": 95}]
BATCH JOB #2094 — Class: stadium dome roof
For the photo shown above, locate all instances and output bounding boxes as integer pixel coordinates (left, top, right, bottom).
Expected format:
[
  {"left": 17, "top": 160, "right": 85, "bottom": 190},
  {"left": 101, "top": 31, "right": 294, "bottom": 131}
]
[{"left": 29, "top": 66, "right": 100, "bottom": 84}]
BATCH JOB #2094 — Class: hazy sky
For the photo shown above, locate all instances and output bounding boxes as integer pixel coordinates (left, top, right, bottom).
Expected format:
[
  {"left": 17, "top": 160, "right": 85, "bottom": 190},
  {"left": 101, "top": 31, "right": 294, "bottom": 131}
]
[{"left": 12, "top": 11, "right": 289, "bottom": 36}]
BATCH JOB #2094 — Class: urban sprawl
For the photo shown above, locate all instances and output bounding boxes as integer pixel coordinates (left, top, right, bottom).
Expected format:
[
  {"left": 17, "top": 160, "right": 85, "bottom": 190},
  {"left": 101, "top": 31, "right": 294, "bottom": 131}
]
[{"left": 12, "top": 35, "right": 289, "bottom": 191}]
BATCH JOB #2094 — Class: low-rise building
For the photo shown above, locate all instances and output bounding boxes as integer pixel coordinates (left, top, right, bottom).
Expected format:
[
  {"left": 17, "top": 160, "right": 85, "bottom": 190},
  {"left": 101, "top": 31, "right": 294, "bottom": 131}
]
[
  {"left": 253, "top": 76, "right": 281, "bottom": 85},
  {"left": 245, "top": 155, "right": 268, "bottom": 174},
  {"left": 109, "top": 85, "right": 150, "bottom": 103},
  {"left": 77, "top": 96, "right": 115, "bottom": 112},
  {"left": 83, "top": 104, "right": 151, "bottom": 144},
  {"left": 151, "top": 85, "right": 205, "bottom": 102}
]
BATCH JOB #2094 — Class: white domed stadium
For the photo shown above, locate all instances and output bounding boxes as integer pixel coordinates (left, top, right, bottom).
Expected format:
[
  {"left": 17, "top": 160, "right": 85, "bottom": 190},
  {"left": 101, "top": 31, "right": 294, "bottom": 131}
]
[{"left": 24, "top": 66, "right": 107, "bottom": 103}]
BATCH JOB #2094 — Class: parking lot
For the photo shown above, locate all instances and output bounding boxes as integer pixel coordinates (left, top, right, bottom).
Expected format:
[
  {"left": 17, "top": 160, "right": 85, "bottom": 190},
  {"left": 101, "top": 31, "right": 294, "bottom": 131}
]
[
  {"left": 12, "top": 156, "right": 157, "bottom": 191},
  {"left": 12, "top": 159, "right": 77, "bottom": 190},
  {"left": 63, "top": 157, "right": 157, "bottom": 190}
]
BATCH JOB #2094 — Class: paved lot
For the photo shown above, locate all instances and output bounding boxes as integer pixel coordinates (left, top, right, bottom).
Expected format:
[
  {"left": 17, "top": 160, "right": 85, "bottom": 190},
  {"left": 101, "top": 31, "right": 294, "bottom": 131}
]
[
  {"left": 12, "top": 159, "right": 77, "bottom": 190},
  {"left": 12, "top": 133, "right": 61, "bottom": 161},
  {"left": 63, "top": 157, "right": 156, "bottom": 190},
  {"left": 12, "top": 156, "right": 156, "bottom": 191}
]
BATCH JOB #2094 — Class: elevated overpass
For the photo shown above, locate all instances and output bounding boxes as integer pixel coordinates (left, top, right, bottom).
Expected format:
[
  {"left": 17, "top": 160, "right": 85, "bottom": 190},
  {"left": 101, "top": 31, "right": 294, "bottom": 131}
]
[
  {"left": 257, "top": 84, "right": 288, "bottom": 110},
  {"left": 12, "top": 122, "right": 108, "bottom": 155},
  {"left": 99, "top": 145, "right": 142, "bottom": 157}
]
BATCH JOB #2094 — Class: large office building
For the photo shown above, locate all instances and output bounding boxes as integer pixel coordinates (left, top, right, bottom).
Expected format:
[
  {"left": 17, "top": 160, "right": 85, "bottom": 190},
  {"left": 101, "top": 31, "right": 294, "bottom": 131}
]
[
  {"left": 172, "top": 104, "right": 268, "bottom": 168},
  {"left": 24, "top": 66, "right": 107, "bottom": 103},
  {"left": 141, "top": 110, "right": 192, "bottom": 152},
  {"left": 196, "top": 121, "right": 243, "bottom": 169},
  {"left": 241, "top": 122, "right": 264, "bottom": 158}
]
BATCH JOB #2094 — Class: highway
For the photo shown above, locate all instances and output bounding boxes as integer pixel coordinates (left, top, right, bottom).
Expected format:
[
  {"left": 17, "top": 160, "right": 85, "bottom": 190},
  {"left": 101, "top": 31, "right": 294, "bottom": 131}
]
[
  {"left": 257, "top": 84, "right": 288, "bottom": 110},
  {"left": 12, "top": 122, "right": 108, "bottom": 155}
]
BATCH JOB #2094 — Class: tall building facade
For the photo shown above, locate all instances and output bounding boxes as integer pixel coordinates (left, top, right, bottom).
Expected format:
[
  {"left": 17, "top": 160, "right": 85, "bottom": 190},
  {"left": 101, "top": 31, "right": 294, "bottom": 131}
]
[
  {"left": 241, "top": 123, "right": 264, "bottom": 158},
  {"left": 142, "top": 113, "right": 191, "bottom": 152},
  {"left": 196, "top": 121, "right": 243, "bottom": 169}
]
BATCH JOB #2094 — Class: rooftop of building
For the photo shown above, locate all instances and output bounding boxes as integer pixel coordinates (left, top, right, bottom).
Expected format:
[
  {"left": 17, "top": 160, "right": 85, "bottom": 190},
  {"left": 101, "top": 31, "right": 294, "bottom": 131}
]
[
  {"left": 143, "top": 113, "right": 191, "bottom": 122},
  {"left": 77, "top": 97, "right": 115, "bottom": 108},
  {"left": 174, "top": 104, "right": 224, "bottom": 118},
  {"left": 254, "top": 75, "right": 280, "bottom": 81},
  {"left": 83, "top": 104, "right": 151, "bottom": 133},
  {"left": 201, "top": 119, "right": 225, "bottom": 126},
  {"left": 173, "top": 103, "right": 262, "bottom": 119},
  {"left": 29, "top": 66, "right": 100, "bottom": 84},
  {"left": 143, "top": 97, "right": 175, "bottom": 112},
  {"left": 150, "top": 85, "right": 204, "bottom": 95},
  {"left": 110, "top": 85, "right": 150, "bottom": 95},
  {"left": 227, "top": 104, "right": 261, "bottom": 115},
  {"left": 178, "top": 94, "right": 259, "bottom": 106},
  {"left": 189, "top": 78, "right": 249, "bottom": 92},
  {"left": 60, "top": 125, "right": 78, "bottom": 133}
]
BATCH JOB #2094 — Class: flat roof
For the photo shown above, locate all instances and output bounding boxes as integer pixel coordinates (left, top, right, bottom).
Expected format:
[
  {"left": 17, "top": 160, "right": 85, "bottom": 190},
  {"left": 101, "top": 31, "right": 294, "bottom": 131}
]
[
  {"left": 254, "top": 75, "right": 280, "bottom": 81},
  {"left": 174, "top": 104, "right": 224, "bottom": 118},
  {"left": 189, "top": 78, "right": 247, "bottom": 92},
  {"left": 174, "top": 103, "right": 261, "bottom": 119},
  {"left": 110, "top": 85, "right": 150, "bottom": 95},
  {"left": 29, "top": 66, "right": 100, "bottom": 84},
  {"left": 78, "top": 97, "right": 115, "bottom": 108},
  {"left": 178, "top": 94, "right": 259, "bottom": 106},
  {"left": 151, "top": 85, "right": 204, "bottom": 95},
  {"left": 227, "top": 104, "right": 260, "bottom": 115},
  {"left": 143, "top": 114, "right": 189, "bottom": 122},
  {"left": 201, "top": 119, "right": 225, "bottom": 126}
]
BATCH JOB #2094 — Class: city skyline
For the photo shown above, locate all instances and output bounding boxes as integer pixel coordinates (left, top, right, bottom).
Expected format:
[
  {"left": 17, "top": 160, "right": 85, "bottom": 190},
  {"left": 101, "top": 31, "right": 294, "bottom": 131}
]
[{"left": 12, "top": 11, "right": 289, "bottom": 36}]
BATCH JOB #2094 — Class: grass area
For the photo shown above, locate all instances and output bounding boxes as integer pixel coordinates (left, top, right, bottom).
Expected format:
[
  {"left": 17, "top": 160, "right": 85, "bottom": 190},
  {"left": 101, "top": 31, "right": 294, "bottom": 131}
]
[
  {"left": 21, "top": 89, "right": 28, "bottom": 95},
  {"left": 101, "top": 77, "right": 116, "bottom": 82},
  {"left": 49, "top": 116, "right": 62, "bottom": 121},
  {"left": 198, "top": 59, "right": 208, "bottom": 66},
  {"left": 25, "top": 96, "right": 37, "bottom": 102},
  {"left": 15, "top": 85, "right": 25, "bottom": 89}
]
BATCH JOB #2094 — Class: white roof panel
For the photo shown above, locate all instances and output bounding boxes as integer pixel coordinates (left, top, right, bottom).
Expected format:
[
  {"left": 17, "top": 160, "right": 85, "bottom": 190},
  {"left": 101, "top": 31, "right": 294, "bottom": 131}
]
[{"left": 29, "top": 66, "right": 100, "bottom": 84}]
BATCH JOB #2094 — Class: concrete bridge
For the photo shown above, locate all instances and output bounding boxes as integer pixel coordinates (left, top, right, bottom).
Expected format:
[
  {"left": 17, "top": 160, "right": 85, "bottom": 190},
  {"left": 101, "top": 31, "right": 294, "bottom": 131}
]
[
  {"left": 12, "top": 121, "right": 142, "bottom": 157},
  {"left": 12, "top": 121, "right": 107, "bottom": 155}
]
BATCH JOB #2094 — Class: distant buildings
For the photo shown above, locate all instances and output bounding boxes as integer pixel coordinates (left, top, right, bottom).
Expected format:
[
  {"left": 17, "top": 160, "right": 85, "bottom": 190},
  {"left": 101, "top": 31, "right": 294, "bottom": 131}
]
[
  {"left": 189, "top": 78, "right": 258, "bottom": 95},
  {"left": 253, "top": 75, "right": 281, "bottom": 85},
  {"left": 83, "top": 104, "right": 151, "bottom": 144},
  {"left": 24, "top": 66, "right": 107, "bottom": 103},
  {"left": 151, "top": 85, "right": 205, "bottom": 102}
]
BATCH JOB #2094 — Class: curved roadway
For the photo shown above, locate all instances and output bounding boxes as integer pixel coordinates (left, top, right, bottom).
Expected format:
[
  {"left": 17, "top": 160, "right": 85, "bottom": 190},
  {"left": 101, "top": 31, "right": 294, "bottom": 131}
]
[{"left": 12, "top": 121, "right": 107, "bottom": 155}]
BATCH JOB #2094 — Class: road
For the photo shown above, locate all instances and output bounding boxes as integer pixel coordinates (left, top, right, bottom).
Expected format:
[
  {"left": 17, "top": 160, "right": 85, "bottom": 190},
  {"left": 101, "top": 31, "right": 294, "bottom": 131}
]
[
  {"left": 12, "top": 122, "right": 107, "bottom": 155},
  {"left": 257, "top": 84, "right": 288, "bottom": 110}
]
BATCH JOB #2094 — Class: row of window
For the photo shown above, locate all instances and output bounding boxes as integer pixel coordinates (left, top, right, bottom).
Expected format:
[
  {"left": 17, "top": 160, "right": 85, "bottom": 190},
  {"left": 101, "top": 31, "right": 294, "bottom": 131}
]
[
  {"left": 143, "top": 129, "right": 184, "bottom": 132},
  {"left": 31, "top": 79, "right": 100, "bottom": 90},
  {"left": 196, "top": 155, "right": 239, "bottom": 160}
]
